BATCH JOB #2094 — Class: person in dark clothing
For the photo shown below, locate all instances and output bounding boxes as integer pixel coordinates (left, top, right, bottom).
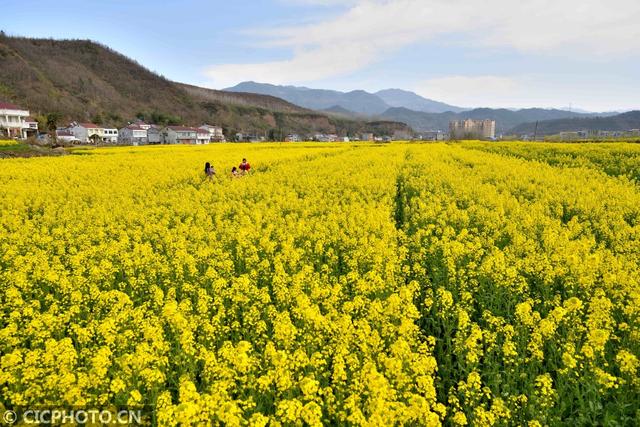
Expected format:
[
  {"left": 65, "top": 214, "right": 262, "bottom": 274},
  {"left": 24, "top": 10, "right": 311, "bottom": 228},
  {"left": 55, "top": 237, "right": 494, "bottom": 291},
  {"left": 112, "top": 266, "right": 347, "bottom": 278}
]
[{"left": 204, "top": 162, "right": 215, "bottom": 179}]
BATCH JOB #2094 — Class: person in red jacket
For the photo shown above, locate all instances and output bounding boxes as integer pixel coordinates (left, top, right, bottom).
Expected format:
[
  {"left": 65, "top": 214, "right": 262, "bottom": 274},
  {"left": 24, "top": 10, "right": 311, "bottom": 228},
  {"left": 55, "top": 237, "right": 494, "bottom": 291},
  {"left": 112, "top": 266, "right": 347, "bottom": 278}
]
[{"left": 239, "top": 158, "right": 251, "bottom": 175}]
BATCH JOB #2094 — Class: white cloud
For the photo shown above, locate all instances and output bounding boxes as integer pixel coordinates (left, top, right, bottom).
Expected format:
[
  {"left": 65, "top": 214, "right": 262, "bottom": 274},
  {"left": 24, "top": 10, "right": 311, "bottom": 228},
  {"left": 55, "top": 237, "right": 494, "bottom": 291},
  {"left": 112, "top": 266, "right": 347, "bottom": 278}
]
[
  {"left": 414, "top": 75, "right": 640, "bottom": 111},
  {"left": 205, "top": 0, "right": 640, "bottom": 87},
  {"left": 415, "top": 76, "right": 520, "bottom": 107}
]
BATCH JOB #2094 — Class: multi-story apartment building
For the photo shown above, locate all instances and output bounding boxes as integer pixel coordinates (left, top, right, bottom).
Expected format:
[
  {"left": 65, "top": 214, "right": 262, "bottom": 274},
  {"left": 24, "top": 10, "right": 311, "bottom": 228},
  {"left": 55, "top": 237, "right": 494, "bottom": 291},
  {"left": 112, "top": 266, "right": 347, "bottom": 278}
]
[{"left": 449, "top": 119, "right": 496, "bottom": 140}]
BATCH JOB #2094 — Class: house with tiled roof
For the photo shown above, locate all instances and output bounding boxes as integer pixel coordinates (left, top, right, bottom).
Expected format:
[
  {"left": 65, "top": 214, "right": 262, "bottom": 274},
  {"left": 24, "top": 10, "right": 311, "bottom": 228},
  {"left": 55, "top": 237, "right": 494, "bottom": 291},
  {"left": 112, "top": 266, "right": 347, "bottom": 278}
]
[
  {"left": 55, "top": 129, "right": 78, "bottom": 144},
  {"left": 0, "top": 101, "right": 37, "bottom": 139},
  {"left": 198, "top": 124, "right": 225, "bottom": 142},
  {"left": 70, "top": 122, "right": 101, "bottom": 143},
  {"left": 196, "top": 128, "right": 210, "bottom": 145},
  {"left": 69, "top": 122, "right": 118, "bottom": 144},
  {"left": 118, "top": 123, "right": 149, "bottom": 145},
  {"left": 159, "top": 126, "right": 210, "bottom": 144}
]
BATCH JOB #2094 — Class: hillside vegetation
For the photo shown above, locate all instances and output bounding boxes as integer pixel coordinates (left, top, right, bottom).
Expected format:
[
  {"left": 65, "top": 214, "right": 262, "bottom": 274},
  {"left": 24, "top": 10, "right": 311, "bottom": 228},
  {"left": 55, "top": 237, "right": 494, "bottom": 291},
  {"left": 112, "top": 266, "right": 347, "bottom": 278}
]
[
  {"left": 510, "top": 111, "right": 640, "bottom": 135},
  {"left": 0, "top": 35, "right": 410, "bottom": 137}
]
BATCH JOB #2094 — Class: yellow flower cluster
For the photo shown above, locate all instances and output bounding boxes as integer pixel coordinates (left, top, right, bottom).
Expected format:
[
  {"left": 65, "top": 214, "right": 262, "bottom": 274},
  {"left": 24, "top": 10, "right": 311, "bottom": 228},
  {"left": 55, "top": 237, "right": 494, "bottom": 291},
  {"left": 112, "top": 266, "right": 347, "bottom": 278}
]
[
  {"left": 1, "top": 141, "right": 638, "bottom": 425},
  {"left": 401, "top": 142, "right": 640, "bottom": 425}
]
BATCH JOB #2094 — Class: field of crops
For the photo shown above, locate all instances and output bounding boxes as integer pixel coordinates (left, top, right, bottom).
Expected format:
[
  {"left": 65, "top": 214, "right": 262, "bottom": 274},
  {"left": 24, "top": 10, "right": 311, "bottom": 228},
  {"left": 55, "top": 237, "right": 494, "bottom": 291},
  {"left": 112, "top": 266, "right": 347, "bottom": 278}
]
[{"left": 1, "top": 142, "right": 639, "bottom": 426}]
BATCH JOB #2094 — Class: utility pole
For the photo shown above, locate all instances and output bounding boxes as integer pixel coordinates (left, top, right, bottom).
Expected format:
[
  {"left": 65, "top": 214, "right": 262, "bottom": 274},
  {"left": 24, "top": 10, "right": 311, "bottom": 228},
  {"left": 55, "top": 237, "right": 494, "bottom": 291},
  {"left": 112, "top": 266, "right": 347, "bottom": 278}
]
[{"left": 533, "top": 120, "right": 539, "bottom": 142}]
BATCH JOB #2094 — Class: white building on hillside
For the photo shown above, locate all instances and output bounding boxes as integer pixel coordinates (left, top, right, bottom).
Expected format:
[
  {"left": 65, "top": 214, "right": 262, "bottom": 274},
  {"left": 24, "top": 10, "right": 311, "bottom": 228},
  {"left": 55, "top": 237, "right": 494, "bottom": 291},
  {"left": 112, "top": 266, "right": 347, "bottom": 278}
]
[{"left": 0, "top": 101, "right": 37, "bottom": 139}]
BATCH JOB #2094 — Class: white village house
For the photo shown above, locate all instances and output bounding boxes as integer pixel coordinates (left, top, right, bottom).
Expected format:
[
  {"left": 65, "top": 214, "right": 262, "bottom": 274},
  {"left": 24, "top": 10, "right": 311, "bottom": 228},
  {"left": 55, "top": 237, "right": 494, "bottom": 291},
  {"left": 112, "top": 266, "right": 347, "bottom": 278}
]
[
  {"left": 132, "top": 120, "right": 152, "bottom": 130},
  {"left": 162, "top": 126, "right": 197, "bottom": 144},
  {"left": 0, "top": 101, "right": 38, "bottom": 139},
  {"left": 118, "top": 123, "right": 148, "bottom": 145},
  {"left": 198, "top": 124, "right": 225, "bottom": 142},
  {"left": 160, "top": 126, "right": 210, "bottom": 144},
  {"left": 70, "top": 122, "right": 119, "bottom": 143},
  {"left": 102, "top": 127, "right": 118, "bottom": 143},
  {"left": 147, "top": 126, "right": 162, "bottom": 144},
  {"left": 196, "top": 128, "right": 210, "bottom": 144},
  {"left": 70, "top": 123, "right": 101, "bottom": 143},
  {"left": 55, "top": 129, "right": 78, "bottom": 143}
]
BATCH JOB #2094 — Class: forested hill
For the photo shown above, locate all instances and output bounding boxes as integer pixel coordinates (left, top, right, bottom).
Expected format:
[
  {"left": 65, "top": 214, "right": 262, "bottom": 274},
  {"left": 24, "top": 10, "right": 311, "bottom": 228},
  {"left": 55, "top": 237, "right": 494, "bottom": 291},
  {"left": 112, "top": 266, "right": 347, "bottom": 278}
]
[
  {"left": 0, "top": 34, "right": 411, "bottom": 137},
  {"left": 510, "top": 111, "right": 640, "bottom": 135}
]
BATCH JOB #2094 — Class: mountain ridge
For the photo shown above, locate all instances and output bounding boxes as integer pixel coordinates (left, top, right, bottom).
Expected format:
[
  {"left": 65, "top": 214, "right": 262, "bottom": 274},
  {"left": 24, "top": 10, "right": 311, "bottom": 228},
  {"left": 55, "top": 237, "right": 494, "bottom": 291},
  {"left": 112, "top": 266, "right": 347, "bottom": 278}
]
[
  {"left": 225, "top": 81, "right": 391, "bottom": 115},
  {"left": 509, "top": 111, "right": 640, "bottom": 135},
  {"left": 375, "top": 88, "right": 466, "bottom": 113},
  {"left": 0, "top": 35, "right": 411, "bottom": 138}
]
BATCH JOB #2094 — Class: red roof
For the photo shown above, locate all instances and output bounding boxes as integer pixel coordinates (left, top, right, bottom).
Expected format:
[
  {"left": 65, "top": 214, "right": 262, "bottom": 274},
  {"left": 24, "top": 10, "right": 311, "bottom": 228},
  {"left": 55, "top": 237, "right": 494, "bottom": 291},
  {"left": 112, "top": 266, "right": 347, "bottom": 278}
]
[
  {"left": 0, "top": 101, "right": 24, "bottom": 110},
  {"left": 126, "top": 124, "right": 145, "bottom": 130},
  {"left": 78, "top": 123, "right": 99, "bottom": 128},
  {"left": 25, "top": 116, "right": 37, "bottom": 122},
  {"left": 167, "top": 126, "right": 198, "bottom": 132}
]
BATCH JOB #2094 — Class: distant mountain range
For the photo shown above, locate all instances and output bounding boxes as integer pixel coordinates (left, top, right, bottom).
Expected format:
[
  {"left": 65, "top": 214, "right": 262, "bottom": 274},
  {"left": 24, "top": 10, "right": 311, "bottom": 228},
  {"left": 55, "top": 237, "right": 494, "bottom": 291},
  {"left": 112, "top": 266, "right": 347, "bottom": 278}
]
[
  {"left": 375, "top": 89, "right": 467, "bottom": 113},
  {"left": 225, "top": 82, "right": 464, "bottom": 114},
  {"left": 225, "top": 81, "right": 629, "bottom": 134},
  {"left": 380, "top": 107, "right": 617, "bottom": 133},
  {"left": 511, "top": 111, "right": 640, "bottom": 135}
]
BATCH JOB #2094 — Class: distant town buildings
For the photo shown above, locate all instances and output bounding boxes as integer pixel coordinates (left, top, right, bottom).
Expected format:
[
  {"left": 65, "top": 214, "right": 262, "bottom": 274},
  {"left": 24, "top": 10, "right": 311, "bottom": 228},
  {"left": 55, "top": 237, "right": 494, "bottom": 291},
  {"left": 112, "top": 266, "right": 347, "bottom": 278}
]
[
  {"left": 416, "top": 131, "right": 446, "bottom": 141},
  {"left": 392, "top": 130, "right": 412, "bottom": 141},
  {"left": 0, "top": 102, "right": 37, "bottom": 138},
  {"left": 313, "top": 134, "right": 340, "bottom": 142},
  {"left": 361, "top": 133, "right": 374, "bottom": 141},
  {"left": 449, "top": 119, "right": 496, "bottom": 140}
]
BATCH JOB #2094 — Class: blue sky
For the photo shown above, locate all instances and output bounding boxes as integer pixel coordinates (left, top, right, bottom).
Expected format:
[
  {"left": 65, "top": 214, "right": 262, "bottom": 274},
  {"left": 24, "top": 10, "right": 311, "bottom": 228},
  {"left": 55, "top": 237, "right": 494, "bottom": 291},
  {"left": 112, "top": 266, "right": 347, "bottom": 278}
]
[{"left": 2, "top": 0, "right": 639, "bottom": 111}]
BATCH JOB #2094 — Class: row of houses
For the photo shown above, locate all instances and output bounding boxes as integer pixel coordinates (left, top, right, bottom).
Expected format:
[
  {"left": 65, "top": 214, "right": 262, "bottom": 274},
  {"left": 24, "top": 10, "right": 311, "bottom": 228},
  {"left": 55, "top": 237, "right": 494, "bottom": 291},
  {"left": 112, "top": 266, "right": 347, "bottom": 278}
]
[
  {"left": 57, "top": 122, "right": 226, "bottom": 145},
  {"left": 0, "top": 100, "right": 227, "bottom": 145},
  {"left": 284, "top": 132, "right": 403, "bottom": 142}
]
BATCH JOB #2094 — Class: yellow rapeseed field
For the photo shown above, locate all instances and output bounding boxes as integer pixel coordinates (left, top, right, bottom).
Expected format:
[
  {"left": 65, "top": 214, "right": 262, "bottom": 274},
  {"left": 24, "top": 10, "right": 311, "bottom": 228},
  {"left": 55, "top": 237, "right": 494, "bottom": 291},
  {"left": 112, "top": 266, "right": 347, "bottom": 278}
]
[{"left": 1, "top": 142, "right": 638, "bottom": 425}]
